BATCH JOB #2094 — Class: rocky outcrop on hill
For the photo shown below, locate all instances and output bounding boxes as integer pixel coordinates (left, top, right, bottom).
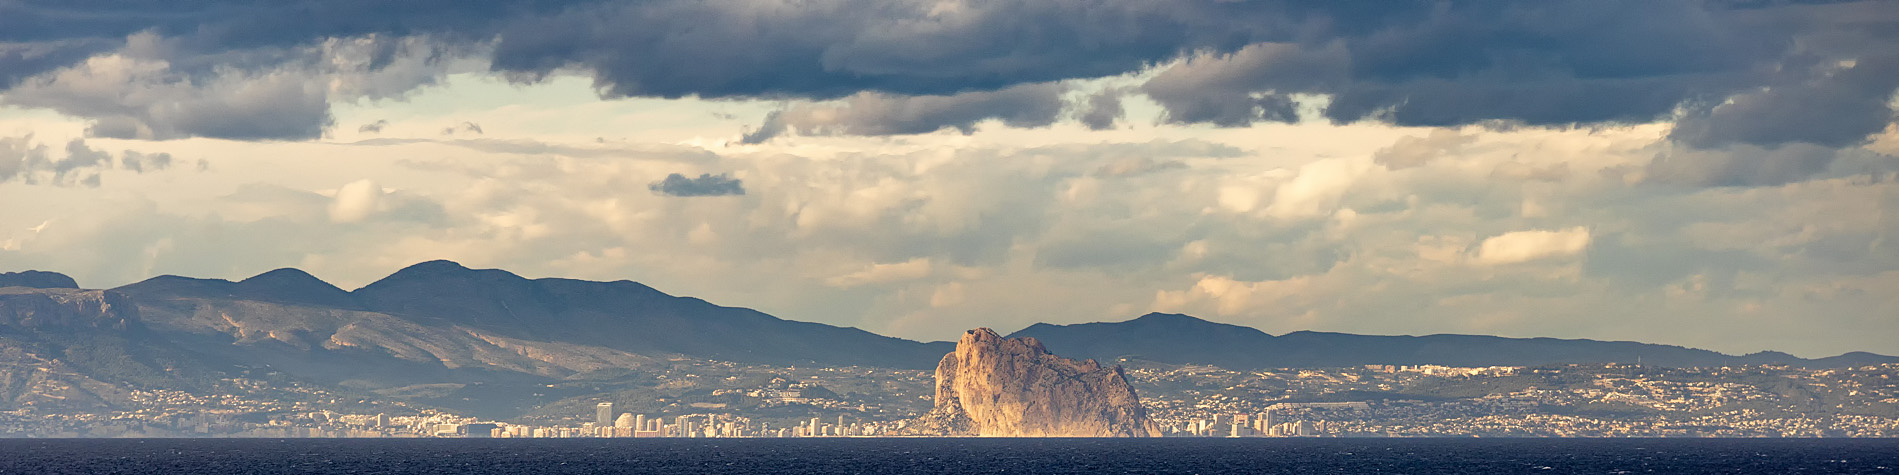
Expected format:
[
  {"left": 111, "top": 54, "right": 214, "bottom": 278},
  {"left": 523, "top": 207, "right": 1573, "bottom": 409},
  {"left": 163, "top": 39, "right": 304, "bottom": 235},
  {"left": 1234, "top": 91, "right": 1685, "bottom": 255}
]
[
  {"left": 0, "top": 287, "right": 136, "bottom": 330},
  {"left": 0, "top": 271, "right": 78, "bottom": 289},
  {"left": 915, "top": 328, "right": 1159, "bottom": 437},
  {"left": 114, "top": 268, "right": 362, "bottom": 310},
  {"left": 0, "top": 287, "right": 219, "bottom": 395},
  {"left": 132, "top": 296, "right": 664, "bottom": 379}
]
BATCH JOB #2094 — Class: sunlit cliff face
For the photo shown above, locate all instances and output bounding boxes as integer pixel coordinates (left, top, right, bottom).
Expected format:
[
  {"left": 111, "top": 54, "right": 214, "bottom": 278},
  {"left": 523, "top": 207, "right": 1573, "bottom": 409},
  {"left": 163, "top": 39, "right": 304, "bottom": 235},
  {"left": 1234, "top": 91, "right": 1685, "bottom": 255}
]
[{"left": 921, "top": 328, "right": 1158, "bottom": 437}]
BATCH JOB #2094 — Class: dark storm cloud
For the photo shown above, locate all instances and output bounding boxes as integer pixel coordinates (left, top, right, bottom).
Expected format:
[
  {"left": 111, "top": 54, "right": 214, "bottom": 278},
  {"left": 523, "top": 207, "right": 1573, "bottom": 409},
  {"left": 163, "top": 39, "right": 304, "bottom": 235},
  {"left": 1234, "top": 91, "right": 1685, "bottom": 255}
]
[
  {"left": 0, "top": 39, "right": 115, "bottom": 89},
  {"left": 1140, "top": 42, "right": 1346, "bottom": 127},
  {"left": 650, "top": 173, "right": 745, "bottom": 197},
  {"left": 1124, "top": 0, "right": 1897, "bottom": 186},
  {"left": 0, "top": 30, "right": 425, "bottom": 140},
  {"left": 5, "top": 64, "right": 335, "bottom": 141},
  {"left": 1138, "top": 1, "right": 1798, "bottom": 128},
  {"left": 486, "top": 0, "right": 1285, "bottom": 99},
  {"left": 1638, "top": 54, "right": 1899, "bottom": 186},
  {"left": 0, "top": 0, "right": 1884, "bottom": 109},
  {"left": 1076, "top": 88, "right": 1126, "bottom": 131},
  {"left": 0, "top": 0, "right": 552, "bottom": 141},
  {"left": 1669, "top": 55, "right": 1899, "bottom": 150},
  {"left": 741, "top": 84, "right": 1064, "bottom": 143},
  {"left": 0, "top": 0, "right": 586, "bottom": 53},
  {"left": 0, "top": 0, "right": 1894, "bottom": 166}
]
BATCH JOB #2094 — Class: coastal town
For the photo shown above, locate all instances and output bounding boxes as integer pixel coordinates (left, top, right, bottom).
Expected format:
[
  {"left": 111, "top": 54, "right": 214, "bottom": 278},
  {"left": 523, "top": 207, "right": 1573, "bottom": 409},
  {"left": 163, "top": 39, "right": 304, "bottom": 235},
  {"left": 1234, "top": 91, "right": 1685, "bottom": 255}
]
[
  {"left": 1134, "top": 362, "right": 1899, "bottom": 438},
  {"left": 6, "top": 360, "right": 1895, "bottom": 438}
]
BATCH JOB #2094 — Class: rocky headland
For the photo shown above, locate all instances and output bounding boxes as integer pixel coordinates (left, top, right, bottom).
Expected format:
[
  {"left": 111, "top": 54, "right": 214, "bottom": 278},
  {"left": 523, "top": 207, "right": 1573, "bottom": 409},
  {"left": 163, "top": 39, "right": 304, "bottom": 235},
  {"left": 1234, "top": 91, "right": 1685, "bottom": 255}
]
[{"left": 912, "top": 328, "right": 1159, "bottom": 437}]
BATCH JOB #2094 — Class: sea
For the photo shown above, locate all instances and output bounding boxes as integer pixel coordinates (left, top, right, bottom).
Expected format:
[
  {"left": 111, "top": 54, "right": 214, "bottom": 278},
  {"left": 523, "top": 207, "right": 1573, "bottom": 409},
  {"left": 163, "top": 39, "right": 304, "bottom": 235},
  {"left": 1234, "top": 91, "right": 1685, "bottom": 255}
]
[{"left": 1, "top": 438, "right": 1895, "bottom": 474}]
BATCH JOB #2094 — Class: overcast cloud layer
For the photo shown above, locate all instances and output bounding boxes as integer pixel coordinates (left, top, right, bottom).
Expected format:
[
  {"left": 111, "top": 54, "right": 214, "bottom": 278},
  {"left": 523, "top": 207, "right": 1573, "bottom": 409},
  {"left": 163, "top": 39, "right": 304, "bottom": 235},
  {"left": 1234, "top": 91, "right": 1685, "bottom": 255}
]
[{"left": 0, "top": 0, "right": 1896, "bottom": 357}]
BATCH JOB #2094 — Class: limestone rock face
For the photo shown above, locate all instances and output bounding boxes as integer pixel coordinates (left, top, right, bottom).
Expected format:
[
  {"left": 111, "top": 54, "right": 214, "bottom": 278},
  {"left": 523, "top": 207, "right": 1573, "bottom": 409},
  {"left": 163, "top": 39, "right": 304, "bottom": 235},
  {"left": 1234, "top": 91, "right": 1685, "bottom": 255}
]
[
  {"left": 0, "top": 288, "right": 136, "bottom": 331},
  {"left": 920, "top": 328, "right": 1159, "bottom": 437}
]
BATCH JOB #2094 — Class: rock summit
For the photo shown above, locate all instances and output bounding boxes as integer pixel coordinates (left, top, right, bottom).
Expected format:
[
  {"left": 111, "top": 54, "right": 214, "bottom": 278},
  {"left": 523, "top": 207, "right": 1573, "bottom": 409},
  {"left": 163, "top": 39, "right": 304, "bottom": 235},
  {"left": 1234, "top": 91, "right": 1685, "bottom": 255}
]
[{"left": 914, "top": 328, "right": 1159, "bottom": 437}]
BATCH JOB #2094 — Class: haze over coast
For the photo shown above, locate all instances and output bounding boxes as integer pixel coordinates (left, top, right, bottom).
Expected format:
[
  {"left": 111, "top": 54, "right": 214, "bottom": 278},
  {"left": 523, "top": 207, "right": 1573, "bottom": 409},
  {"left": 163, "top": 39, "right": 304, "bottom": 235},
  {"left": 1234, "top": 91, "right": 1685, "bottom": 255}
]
[
  {"left": 2, "top": 0, "right": 1897, "bottom": 442},
  {"left": 3, "top": 262, "right": 1898, "bottom": 438}
]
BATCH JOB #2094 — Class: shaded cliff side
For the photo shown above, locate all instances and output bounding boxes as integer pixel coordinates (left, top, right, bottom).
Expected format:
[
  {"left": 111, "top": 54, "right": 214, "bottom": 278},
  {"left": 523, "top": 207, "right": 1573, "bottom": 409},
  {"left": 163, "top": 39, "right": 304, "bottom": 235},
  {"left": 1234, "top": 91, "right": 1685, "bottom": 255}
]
[{"left": 914, "top": 328, "right": 1158, "bottom": 437}]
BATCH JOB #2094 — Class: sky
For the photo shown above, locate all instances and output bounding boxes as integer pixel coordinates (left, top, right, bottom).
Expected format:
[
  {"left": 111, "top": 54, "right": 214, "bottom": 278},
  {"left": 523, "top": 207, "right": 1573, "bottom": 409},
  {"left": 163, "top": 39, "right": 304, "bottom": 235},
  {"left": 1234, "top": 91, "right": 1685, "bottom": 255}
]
[{"left": 0, "top": 0, "right": 1896, "bottom": 358}]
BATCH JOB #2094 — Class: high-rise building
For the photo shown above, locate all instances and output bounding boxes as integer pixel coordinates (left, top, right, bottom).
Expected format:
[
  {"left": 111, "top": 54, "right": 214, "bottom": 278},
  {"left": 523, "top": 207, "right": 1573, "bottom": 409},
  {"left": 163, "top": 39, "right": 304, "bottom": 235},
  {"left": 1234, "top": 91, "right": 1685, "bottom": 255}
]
[
  {"left": 596, "top": 402, "right": 615, "bottom": 427},
  {"left": 615, "top": 413, "right": 636, "bottom": 429},
  {"left": 464, "top": 423, "right": 498, "bottom": 438},
  {"left": 634, "top": 414, "right": 646, "bottom": 431}
]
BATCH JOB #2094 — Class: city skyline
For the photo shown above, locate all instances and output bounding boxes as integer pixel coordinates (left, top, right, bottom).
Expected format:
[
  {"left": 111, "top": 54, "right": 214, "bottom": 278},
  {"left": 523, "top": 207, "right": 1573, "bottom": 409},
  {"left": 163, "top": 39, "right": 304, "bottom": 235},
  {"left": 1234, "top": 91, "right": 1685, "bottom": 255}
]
[
  {"left": 14, "top": 359, "right": 1895, "bottom": 439},
  {"left": 2, "top": 0, "right": 1897, "bottom": 359}
]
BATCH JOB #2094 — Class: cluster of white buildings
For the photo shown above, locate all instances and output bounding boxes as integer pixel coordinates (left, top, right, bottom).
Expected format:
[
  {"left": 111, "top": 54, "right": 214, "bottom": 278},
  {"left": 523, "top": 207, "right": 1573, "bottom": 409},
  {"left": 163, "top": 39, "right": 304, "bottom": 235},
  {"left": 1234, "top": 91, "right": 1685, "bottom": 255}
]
[
  {"left": 1168, "top": 408, "right": 1347, "bottom": 437},
  {"left": 437, "top": 402, "right": 903, "bottom": 438},
  {"left": 1363, "top": 365, "right": 1521, "bottom": 377}
]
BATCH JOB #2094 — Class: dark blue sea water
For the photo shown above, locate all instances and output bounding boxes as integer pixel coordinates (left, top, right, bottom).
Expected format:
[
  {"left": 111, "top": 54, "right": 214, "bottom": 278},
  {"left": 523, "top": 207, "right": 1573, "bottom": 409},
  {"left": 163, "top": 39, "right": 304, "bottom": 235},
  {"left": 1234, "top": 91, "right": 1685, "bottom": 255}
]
[{"left": 1, "top": 438, "right": 1895, "bottom": 474}]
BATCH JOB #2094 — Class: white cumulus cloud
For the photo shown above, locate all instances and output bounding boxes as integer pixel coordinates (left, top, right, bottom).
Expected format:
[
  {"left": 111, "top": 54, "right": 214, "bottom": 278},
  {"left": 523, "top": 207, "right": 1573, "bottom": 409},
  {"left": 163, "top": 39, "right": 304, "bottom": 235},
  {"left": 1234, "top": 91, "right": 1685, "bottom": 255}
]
[
  {"left": 328, "top": 179, "right": 385, "bottom": 223},
  {"left": 1475, "top": 227, "right": 1592, "bottom": 265}
]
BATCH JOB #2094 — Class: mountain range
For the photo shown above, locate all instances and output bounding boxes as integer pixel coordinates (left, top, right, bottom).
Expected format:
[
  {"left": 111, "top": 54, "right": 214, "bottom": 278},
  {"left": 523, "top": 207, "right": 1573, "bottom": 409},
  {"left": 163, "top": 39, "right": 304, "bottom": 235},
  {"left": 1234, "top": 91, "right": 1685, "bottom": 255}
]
[
  {"left": 3, "top": 261, "right": 1893, "bottom": 417},
  {"left": 1008, "top": 313, "right": 1898, "bottom": 370},
  {"left": 109, "top": 261, "right": 950, "bottom": 372}
]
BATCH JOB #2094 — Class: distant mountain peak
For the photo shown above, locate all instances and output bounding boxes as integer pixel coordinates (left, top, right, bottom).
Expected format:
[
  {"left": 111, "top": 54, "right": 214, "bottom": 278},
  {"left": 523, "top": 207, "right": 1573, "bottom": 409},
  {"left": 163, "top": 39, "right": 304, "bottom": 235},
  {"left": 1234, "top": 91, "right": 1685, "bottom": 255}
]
[
  {"left": 1122, "top": 312, "right": 1268, "bottom": 334},
  {"left": 363, "top": 260, "right": 531, "bottom": 287},
  {"left": 406, "top": 259, "right": 472, "bottom": 271},
  {"left": 0, "top": 270, "right": 79, "bottom": 289},
  {"left": 380, "top": 259, "right": 479, "bottom": 278},
  {"left": 235, "top": 267, "right": 358, "bottom": 309},
  {"left": 113, "top": 268, "right": 360, "bottom": 309},
  {"left": 343, "top": 260, "right": 953, "bottom": 368},
  {"left": 239, "top": 267, "right": 322, "bottom": 284},
  {"left": 350, "top": 260, "right": 550, "bottom": 336},
  {"left": 115, "top": 274, "right": 235, "bottom": 296},
  {"left": 1130, "top": 312, "right": 1207, "bottom": 323},
  {"left": 1015, "top": 312, "right": 1270, "bottom": 336}
]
